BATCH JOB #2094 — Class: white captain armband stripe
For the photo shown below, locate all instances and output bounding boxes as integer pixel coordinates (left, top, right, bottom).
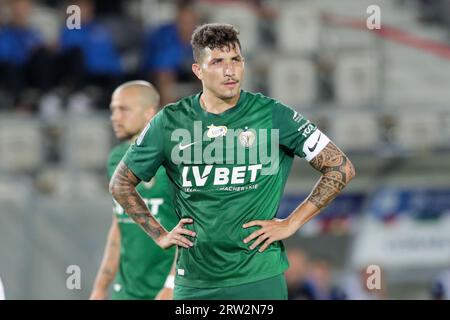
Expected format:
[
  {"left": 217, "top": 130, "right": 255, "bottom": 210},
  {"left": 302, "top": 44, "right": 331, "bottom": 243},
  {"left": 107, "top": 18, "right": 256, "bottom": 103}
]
[{"left": 303, "top": 129, "right": 330, "bottom": 162}]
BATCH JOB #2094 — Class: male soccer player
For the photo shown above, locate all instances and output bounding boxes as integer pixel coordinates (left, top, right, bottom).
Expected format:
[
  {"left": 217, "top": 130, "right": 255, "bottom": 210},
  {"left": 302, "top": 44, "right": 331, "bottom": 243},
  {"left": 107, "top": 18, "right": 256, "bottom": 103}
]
[
  {"left": 90, "top": 81, "right": 178, "bottom": 300},
  {"left": 109, "top": 24, "right": 355, "bottom": 300}
]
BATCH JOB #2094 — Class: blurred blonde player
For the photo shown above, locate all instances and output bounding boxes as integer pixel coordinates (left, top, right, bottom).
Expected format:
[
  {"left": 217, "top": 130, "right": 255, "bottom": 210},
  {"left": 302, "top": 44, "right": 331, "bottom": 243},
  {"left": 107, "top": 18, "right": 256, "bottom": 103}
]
[{"left": 90, "top": 81, "right": 178, "bottom": 300}]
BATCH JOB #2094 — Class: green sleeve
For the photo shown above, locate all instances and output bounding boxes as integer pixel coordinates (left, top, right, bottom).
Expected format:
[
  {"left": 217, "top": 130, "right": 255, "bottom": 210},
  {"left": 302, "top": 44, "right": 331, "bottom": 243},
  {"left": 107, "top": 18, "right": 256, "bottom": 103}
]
[
  {"left": 122, "top": 110, "right": 166, "bottom": 182},
  {"left": 272, "top": 102, "right": 318, "bottom": 158},
  {"left": 272, "top": 102, "right": 331, "bottom": 161}
]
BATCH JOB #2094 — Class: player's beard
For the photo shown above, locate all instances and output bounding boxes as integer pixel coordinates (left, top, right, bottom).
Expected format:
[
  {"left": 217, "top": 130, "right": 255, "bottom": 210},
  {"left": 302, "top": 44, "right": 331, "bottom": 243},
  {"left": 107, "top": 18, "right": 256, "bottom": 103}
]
[
  {"left": 129, "top": 131, "right": 142, "bottom": 142},
  {"left": 216, "top": 83, "right": 240, "bottom": 101}
]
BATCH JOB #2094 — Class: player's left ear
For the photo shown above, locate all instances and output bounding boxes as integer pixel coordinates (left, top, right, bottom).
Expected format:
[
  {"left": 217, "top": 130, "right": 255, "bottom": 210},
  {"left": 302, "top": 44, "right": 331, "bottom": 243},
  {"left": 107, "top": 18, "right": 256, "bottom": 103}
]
[{"left": 192, "top": 63, "right": 203, "bottom": 81}]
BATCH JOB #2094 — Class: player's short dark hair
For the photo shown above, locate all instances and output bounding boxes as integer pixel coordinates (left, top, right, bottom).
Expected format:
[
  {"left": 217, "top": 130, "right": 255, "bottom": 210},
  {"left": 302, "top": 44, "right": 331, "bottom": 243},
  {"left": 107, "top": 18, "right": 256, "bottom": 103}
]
[{"left": 191, "top": 23, "right": 241, "bottom": 62}]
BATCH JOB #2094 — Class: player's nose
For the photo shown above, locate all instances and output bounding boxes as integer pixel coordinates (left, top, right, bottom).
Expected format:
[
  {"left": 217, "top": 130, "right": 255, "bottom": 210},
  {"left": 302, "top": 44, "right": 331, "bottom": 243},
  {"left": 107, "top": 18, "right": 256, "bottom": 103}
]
[
  {"left": 110, "top": 111, "right": 120, "bottom": 122},
  {"left": 223, "top": 62, "right": 235, "bottom": 77}
]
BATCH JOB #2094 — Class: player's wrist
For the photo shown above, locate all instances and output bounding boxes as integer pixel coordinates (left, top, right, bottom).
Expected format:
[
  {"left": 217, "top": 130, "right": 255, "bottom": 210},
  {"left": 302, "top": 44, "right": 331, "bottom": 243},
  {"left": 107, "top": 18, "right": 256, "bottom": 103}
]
[
  {"left": 156, "top": 230, "right": 171, "bottom": 248},
  {"left": 285, "top": 215, "right": 303, "bottom": 234},
  {"left": 289, "top": 201, "right": 320, "bottom": 230}
]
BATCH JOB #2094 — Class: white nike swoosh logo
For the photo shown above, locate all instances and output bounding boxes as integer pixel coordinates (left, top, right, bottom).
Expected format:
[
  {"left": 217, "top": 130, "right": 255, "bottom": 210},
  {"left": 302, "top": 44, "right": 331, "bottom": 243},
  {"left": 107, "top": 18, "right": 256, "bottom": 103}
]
[{"left": 179, "top": 142, "right": 197, "bottom": 150}]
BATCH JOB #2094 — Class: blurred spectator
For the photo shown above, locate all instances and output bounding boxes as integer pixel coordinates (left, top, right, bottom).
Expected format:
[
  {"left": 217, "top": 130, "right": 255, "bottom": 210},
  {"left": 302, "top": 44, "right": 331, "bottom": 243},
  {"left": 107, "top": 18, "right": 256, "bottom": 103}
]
[
  {"left": 285, "top": 248, "right": 311, "bottom": 300},
  {"left": 0, "top": 0, "right": 54, "bottom": 112},
  {"left": 306, "top": 260, "right": 334, "bottom": 300},
  {"left": 58, "top": 0, "right": 123, "bottom": 109},
  {"left": 431, "top": 270, "right": 450, "bottom": 300},
  {"left": 286, "top": 248, "right": 341, "bottom": 300},
  {"left": 141, "top": 0, "right": 200, "bottom": 106}
]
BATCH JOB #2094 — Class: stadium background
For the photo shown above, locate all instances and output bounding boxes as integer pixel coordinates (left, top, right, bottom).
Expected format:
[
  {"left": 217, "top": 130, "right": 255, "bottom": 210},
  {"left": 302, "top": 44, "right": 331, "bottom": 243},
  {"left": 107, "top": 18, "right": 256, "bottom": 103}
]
[{"left": 1, "top": 0, "right": 450, "bottom": 299}]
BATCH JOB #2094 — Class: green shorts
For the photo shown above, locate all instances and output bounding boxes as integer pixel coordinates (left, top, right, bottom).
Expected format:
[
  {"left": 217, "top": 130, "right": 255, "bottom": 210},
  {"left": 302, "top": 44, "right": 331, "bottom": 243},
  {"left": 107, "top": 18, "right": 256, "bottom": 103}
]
[{"left": 174, "top": 274, "right": 288, "bottom": 300}]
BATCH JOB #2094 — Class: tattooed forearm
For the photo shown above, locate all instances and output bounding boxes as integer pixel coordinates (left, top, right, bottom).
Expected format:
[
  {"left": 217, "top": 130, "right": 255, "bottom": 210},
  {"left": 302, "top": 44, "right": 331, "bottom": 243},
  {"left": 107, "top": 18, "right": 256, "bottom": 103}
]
[
  {"left": 307, "top": 142, "right": 355, "bottom": 209},
  {"left": 130, "top": 212, "right": 165, "bottom": 239},
  {"left": 109, "top": 161, "right": 166, "bottom": 240}
]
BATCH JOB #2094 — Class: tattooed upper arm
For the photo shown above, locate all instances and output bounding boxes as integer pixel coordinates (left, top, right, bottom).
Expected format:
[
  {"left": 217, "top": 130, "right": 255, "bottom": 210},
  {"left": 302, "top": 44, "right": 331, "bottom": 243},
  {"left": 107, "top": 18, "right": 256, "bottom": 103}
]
[
  {"left": 307, "top": 142, "right": 356, "bottom": 209},
  {"left": 109, "top": 161, "right": 141, "bottom": 194},
  {"left": 309, "top": 142, "right": 355, "bottom": 183}
]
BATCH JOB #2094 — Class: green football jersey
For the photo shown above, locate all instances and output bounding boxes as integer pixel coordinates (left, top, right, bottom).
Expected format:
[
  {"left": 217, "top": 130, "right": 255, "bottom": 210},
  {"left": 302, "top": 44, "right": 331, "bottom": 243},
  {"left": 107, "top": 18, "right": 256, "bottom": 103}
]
[
  {"left": 107, "top": 142, "right": 178, "bottom": 299},
  {"left": 123, "top": 90, "right": 328, "bottom": 288}
]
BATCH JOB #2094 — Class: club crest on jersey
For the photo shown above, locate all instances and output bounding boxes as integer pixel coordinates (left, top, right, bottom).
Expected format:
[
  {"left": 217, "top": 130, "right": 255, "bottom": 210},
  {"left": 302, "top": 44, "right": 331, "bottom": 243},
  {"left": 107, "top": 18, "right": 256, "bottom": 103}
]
[
  {"left": 170, "top": 121, "right": 280, "bottom": 176},
  {"left": 238, "top": 127, "right": 256, "bottom": 148},
  {"left": 207, "top": 124, "right": 227, "bottom": 138}
]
